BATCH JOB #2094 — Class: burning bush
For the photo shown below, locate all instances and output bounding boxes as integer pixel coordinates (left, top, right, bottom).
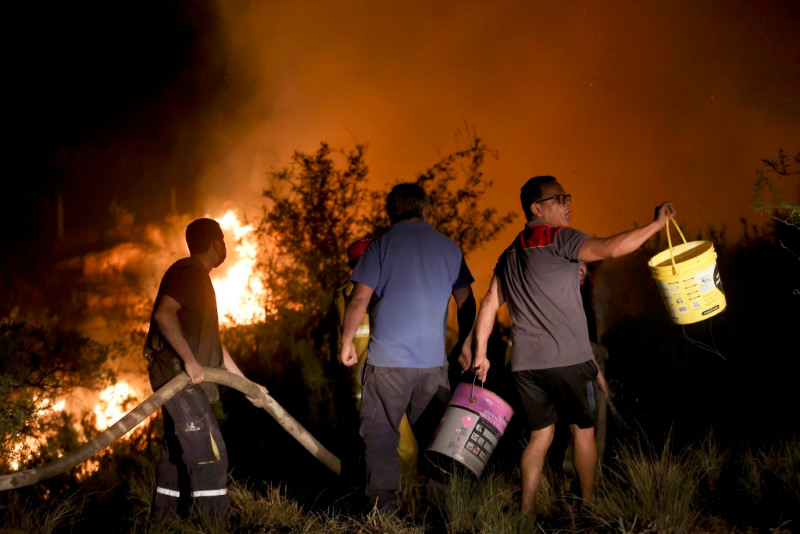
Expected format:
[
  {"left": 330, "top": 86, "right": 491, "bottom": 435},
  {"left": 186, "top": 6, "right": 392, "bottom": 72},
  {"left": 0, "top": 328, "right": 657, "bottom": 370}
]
[{"left": 0, "top": 310, "right": 116, "bottom": 473}]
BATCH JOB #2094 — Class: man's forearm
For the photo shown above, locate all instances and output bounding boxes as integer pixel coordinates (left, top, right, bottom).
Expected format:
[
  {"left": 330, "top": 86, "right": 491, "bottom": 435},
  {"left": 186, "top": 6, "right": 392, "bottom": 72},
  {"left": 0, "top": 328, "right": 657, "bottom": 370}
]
[
  {"left": 339, "top": 283, "right": 374, "bottom": 366},
  {"left": 223, "top": 344, "right": 269, "bottom": 404},
  {"left": 473, "top": 299, "right": 497, "bottom": 360},
  {"left": 604, "top": 219, "right": 662, "bottom": 256},
  {"left": 455, "top": 291, "right": 476, "bottom": 347},
  {"left": 222, "top": 345, "right": 245, "bottom": 377},
  {"left": 155, "top": 311, "right": 198, "bottom": 367},
  {"left": 580, "top": 203, "right": 676, "bottom": 262},
  {"left": 580, "top": 219, "right": 662, "bottom": 261},
  {"left": 341, "top": 298, "right": 369, "bottom": 345},
  {"left": 474, "top": 277, "right": 503, "bottom": 360}
]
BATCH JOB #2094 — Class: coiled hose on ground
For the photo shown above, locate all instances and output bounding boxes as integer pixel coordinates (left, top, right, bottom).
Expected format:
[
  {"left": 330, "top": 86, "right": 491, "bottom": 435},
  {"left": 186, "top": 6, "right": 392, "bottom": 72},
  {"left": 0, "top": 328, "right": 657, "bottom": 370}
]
[{"left": 0, "top": 368, "right": 341, "bottom": 491}]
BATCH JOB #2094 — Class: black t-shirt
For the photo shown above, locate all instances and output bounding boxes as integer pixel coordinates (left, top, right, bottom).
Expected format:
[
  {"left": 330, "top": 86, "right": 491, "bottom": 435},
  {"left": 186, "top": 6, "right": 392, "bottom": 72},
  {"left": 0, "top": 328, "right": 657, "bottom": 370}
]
[{"left": 146, "top": 257, "right": 223, "bottom": 401}]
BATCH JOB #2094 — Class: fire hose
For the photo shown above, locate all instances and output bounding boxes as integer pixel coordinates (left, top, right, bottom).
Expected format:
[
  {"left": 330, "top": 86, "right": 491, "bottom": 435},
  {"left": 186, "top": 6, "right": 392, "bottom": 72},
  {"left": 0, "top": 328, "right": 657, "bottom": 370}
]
[{"left": 0, "top": 368, "right": 341, "bottom": 491}]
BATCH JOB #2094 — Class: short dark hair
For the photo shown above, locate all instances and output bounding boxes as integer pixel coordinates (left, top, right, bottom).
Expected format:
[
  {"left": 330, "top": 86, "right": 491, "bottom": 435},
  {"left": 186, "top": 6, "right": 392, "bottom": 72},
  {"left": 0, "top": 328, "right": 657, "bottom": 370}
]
[
  {"left": 186, "top": 218, "right": 223, "bottom": 255},
  {"left": 520, "top": 175, "right": 557, "bottom": 220},
  {"left": 386, "top": 183, "right": 429, "bottom": 224}
]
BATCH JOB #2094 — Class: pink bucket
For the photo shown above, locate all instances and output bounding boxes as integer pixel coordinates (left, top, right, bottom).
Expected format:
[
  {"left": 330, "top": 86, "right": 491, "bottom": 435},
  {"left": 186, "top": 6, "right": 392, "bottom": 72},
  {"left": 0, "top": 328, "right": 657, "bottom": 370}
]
[{"left": 426, "top": 382, "right": 514, "bottom": 477}]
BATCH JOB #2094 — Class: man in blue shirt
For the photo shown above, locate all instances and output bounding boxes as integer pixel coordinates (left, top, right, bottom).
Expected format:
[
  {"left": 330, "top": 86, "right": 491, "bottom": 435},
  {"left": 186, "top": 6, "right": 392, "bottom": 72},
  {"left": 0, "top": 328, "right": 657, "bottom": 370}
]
[{"left": 340, "top": 183, "right": 475, "bottom": 512}]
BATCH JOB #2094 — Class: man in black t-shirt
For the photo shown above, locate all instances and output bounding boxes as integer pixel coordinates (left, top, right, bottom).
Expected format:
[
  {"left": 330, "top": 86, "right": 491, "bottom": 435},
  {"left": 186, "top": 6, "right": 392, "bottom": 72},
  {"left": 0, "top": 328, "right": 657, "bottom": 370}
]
[{"left": 145, "top": 218, "right": 268, "bottom": 521}]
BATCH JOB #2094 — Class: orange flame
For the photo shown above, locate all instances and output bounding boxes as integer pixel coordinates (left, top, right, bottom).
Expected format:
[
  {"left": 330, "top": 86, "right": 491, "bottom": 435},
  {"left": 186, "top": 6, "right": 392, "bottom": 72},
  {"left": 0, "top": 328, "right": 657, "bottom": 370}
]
[
  {"left": 5, "top": 208, "right": 269, "bottom": 477},
  {"left": 213, "top": 209, "right": 270, "bottom": 327},
  {"left": 6, "top": 396, "right": 66, "bottom": 471},
  {"left": 5, "top": 382, "right": 150, "bottom": 476},
  {"left": 93, "top": 382, "right": 138, "bottom": 432}
]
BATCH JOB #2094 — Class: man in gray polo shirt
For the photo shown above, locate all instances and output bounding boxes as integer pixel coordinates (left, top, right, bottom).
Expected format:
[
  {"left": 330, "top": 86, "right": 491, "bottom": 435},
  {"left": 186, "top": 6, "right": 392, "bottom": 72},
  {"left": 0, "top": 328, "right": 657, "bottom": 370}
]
[
  {"left": 470, "top": 175, "right": 675, "bottom": 516},
  {"left": 340, "top": 182, "right": 475, "bottom": 512}
]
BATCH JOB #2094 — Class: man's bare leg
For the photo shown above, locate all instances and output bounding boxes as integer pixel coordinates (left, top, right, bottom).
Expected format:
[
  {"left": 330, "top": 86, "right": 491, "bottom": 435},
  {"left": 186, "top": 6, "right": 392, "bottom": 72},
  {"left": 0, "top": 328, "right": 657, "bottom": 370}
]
[
  {"left": 520, "top": 425, "right": 555, "bottom": 516},
  {"left": 570, "top": 425, "right": 597, "bottom": 501}
]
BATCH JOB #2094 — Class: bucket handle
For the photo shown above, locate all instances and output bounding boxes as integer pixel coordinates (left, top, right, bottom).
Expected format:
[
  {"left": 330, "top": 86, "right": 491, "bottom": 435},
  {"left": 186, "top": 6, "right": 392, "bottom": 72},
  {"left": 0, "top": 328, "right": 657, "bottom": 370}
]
[
  {"left": 470, "top": 373, "right": 484, "bottom": 403},
  {"left": 665, "top": 218, "right": 687, "bottom": 276}
]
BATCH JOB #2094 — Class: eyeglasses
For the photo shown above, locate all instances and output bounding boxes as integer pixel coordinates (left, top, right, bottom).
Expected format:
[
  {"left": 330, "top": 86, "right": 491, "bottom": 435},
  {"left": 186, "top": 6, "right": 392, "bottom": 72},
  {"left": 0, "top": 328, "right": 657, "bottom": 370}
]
[{"left": 535, "top": 193, "right": 571, "bottom": 205}]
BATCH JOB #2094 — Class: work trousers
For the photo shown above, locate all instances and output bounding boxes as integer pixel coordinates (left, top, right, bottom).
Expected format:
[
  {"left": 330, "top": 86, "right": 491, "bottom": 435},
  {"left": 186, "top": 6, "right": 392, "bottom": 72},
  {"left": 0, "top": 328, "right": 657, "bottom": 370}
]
[
  {"left": 152, "top": 384, "right": 228, "bottom": 521},
  {"left": 359, "top": 364, "right": 450, "bottom": 511}
]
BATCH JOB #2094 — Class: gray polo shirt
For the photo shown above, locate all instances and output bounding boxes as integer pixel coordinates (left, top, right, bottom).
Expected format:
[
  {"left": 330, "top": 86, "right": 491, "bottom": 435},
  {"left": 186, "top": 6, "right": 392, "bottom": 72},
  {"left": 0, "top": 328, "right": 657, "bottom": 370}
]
[
  {"left": 495, "top": 222, "right": 593, "bottom": 371},
  {"left": 352, "top": 221, "right": 474, "bottom": 368}
]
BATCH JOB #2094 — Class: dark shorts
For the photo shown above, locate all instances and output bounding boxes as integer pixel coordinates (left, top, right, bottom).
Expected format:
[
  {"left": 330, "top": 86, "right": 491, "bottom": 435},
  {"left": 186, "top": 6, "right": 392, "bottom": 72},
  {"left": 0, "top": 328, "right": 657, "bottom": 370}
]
[{"left": 514, "top": 360, "right": 598, "bottom": 431}]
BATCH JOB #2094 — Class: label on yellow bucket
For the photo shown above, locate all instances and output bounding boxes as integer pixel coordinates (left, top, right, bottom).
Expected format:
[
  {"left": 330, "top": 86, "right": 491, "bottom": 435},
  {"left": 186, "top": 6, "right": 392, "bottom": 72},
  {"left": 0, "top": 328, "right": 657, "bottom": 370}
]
[{"left": 649, "top": 240, "right": 726, "bottom": 325}]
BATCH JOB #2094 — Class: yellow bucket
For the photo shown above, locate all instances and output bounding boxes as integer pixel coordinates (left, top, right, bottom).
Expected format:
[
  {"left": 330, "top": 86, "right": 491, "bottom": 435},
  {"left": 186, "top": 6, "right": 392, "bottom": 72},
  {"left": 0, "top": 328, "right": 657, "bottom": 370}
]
[{"left": 648, "top": 219, "right": 726, "bottom": 325}]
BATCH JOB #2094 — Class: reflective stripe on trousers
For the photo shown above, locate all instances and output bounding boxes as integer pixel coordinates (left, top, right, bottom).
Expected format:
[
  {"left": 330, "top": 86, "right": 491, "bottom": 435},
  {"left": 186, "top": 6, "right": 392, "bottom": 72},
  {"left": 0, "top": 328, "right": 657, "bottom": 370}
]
[
  {"left": 151, "top": 385, "right": 229, "bottom": 520},
  {"left": 156, "top": 487, "right": 180, "bottom": 498},
  {"left": 156, "top": 487, "right": 228, "bottom": 498},
  {"left": 192, "top": 489, "right": 228, "bottom": 497}
]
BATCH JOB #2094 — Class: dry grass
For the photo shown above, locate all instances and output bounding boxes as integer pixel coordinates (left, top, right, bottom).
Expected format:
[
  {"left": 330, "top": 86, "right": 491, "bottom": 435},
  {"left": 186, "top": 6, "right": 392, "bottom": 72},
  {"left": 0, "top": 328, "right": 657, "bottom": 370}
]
[
  {"left": 0, "top": 491, "right": 81, "bottom": 534},
  {"left": 3, "top": 434, "right": 799, "bottom": 533},
  {"left": 739, "top": 437, "right": 800, "bottom": 528},
  {"left": 444, "top": 467, "right": 519, "bottom": 533},
  {"left": 126, "top": 481, "right": 423, "bottom": 534},
  {"left": 584, "top": 434, "right": 705, "bottom": 533},
  {"left": 688, "top": 432, "right": 728, "bottom": 493}
]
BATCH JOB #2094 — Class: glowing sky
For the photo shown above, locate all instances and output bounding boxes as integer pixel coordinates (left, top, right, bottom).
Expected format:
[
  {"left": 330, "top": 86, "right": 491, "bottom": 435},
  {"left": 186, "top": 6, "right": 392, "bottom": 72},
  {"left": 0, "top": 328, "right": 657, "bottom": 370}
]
[
  {"left": 7, "top": 1, "right": 799, "bottom": 289},
  {"left": 202, "top": 1, "right": 799, "bottom": 284}
]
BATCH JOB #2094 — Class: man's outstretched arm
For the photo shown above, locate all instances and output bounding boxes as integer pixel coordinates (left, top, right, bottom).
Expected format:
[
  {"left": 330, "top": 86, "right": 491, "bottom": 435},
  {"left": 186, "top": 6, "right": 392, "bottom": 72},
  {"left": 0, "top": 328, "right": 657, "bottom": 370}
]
[{"left": 579, "top": 202, "right": 676, "bottom": 262}]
